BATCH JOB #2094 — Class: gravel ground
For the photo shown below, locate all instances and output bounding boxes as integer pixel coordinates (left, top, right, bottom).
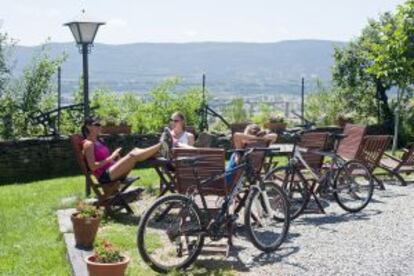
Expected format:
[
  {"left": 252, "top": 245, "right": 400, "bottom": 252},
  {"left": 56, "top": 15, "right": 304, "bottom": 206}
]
[{"left": 196, "top": 179, "right": 414, "bottom": 276}]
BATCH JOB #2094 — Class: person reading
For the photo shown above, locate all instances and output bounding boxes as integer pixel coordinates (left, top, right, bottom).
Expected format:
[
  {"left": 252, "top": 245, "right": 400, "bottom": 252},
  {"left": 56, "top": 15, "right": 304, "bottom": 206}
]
[{"left": 81, "top": 117, "right": 173, "bottom": 184}]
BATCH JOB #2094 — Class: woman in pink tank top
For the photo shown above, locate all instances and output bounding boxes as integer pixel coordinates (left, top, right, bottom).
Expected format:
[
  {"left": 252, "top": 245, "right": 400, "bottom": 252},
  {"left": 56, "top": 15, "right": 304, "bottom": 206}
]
[{"left": 82, "top": 117, "right": 173, "bottom": 183}]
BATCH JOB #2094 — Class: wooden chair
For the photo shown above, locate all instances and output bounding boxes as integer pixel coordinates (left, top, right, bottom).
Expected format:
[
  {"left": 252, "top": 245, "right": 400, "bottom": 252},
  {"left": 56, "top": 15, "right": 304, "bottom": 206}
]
[
  {"left": 298, "top": 132, "right": 330, "bottom": 172},
  {"left": 70, "top": 134, "right": 144, "bottom": 215},
  {"left": 355, "top": 135, "right": 392, "bottom": 190},
  {"left": 173, "top": 148, "right": 227, "bottom": 196},
  {"left": 378, "top": 142, "right": 414, "bottom": 186},
  {"left": 336, "top": 124, "right": 367, "bottom": 160}
]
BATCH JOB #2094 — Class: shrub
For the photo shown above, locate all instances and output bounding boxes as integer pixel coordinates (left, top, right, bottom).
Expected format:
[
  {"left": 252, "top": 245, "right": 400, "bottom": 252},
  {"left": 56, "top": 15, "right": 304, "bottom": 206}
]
[
  {"left": 93, "top": 240, "right": 124, "bottom": 263},
  {"left": 75, "top": 201, "right": 103, "bottom": 219}
]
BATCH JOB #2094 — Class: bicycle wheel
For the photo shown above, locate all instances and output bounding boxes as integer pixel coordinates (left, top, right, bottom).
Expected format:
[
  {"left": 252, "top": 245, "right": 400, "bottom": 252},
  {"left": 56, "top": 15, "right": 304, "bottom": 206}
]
[
  {"left": 244, "top": 182, "right": 290, "bottom": 252},
  {"left": 265, "top": 166, "right": 310, "bottom": 219},
  {"left": 333, "top": 160, "right": 374, "bottom": 212},
  {"left": 137, "top": 194, "right": 205, "bottom": 273}
]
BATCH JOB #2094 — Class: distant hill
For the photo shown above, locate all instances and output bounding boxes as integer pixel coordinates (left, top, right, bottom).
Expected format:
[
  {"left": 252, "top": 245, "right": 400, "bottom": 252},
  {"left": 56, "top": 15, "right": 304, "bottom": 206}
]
[{"left": 11, "top": 40, "right": 346, "bottom": 98}]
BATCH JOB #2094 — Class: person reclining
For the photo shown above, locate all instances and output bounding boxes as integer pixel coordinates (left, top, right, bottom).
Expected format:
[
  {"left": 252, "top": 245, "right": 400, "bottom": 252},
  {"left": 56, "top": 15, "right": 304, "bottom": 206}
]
[
  {"left": 226, "top": 124, "right": 277, "bottom": 184},
  {"left": 81, "top": 117, "right": 172, "bottom": 184}
]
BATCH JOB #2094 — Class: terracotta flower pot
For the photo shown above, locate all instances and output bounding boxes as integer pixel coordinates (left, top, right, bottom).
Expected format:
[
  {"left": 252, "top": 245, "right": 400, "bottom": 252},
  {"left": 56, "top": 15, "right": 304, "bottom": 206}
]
[
  {"left": 71, "top": 213, "right": 101, "bottom": 249},
  {"left": 85, "top": 254, "right": 130, "bottom": 276}
]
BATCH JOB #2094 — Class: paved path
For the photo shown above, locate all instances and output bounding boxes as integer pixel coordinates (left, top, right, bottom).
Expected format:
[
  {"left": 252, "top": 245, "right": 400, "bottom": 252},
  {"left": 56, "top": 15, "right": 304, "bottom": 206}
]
[{"left": 198, "top": 181, "right": 414, "bottom": 275}]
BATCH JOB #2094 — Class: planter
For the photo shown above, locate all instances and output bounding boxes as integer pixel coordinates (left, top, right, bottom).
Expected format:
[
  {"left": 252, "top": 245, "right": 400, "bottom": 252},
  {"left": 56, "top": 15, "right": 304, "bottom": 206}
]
[
  {"left": 101, "top": 125, "right": 131, "bottom": 135},
  {"left": 71, "top": 213, "right": 101, "bottom": 249},
  {"left": 85, "top": 254, "right": 130, "bottom": 276},
  {"left": 264, "top": 122, "right": 287, "bottom": 132},
  {"left": 337, "top": 118, "right": 353, "bottom": 129},
  {"left": 230, "top": 123, "right": 250, "bottom": 134}
]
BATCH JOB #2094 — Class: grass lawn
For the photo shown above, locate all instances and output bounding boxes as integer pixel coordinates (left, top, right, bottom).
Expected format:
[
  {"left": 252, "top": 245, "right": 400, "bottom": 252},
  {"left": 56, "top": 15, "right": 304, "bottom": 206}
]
[{"left": 0, "top": 168, "right": 234, "bottom": 275}]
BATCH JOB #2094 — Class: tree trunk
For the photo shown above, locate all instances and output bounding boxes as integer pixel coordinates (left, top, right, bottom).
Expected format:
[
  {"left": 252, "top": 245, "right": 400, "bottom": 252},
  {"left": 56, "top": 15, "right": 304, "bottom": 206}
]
[{"left": 375, "top": 80, "right": 393, "bottom": 131}]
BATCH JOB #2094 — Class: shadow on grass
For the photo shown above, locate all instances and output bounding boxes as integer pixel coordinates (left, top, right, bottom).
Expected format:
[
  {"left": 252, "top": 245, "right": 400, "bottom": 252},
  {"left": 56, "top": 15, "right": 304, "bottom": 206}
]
[{"left": 102, "top": 212, "right": 142, "bottom": 226}]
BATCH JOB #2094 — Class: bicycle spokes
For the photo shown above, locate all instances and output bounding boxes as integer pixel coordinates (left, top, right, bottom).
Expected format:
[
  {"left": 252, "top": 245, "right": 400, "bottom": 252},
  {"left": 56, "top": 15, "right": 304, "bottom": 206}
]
[{"left": 141, "top": 199, "right": 203, "bottom": 269}]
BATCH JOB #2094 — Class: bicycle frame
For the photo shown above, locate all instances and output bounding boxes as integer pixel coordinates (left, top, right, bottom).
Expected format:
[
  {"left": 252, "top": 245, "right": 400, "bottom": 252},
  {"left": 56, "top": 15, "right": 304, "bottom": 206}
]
[{"left": 290, "top": 138, "right": 346, "bottom": 185}]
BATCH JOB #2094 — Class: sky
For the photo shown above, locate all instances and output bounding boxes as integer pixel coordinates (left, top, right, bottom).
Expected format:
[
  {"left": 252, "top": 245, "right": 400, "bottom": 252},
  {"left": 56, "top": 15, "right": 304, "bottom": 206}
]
[{"left": 0, "top": 0, "right": 406, "bottom": 46}]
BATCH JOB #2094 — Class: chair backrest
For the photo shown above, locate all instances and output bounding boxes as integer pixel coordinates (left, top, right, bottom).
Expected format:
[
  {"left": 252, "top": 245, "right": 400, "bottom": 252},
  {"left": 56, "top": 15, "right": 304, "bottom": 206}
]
[
  {"left": 173, "top": 148, "right": 227, "bottom": 196},
  {"left": 298, "top": 132, "right": 329, "bottom": 170},
  {"left": 70, "top": 134, "right": 90, "bottom": 176},
  {"left": 337, "top": 124, "right": 367, "bottom": 160},
  {"left": 401, "top": 143, "right": 414, "bottom": 166},
  {"left": 69, "top": 134, "right": 103, "bottom": 198},
  {"left": 356, "top": 135, "right": 392, "bottom": 171},
  {"left": 185, "top": 126, "right": 196, "bottom": 136},
  {"left": 243, "top": 138, "right": 271, "bottom": 177}
]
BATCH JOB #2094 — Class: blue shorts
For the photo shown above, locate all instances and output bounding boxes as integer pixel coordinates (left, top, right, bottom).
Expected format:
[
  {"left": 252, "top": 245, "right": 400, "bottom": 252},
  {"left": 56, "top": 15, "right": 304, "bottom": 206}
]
[
  {"left": 225, "top": 153, "right": 238, "bottom": 185},
  {"left": 98, "top": 169, "right": 112, "bottom": 184}
]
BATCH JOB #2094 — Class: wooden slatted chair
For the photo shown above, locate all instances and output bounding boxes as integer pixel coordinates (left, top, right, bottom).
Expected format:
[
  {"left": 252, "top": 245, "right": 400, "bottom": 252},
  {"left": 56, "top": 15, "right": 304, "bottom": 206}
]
[
  {"left": 336, "top": 124, "right": 367, "bottom": 160},
  {"left": 297, "top": 132, "right": 330, "bottom": 172},
  {"left": 355, "top": 135, "right": 392, "bottom": 190},
  {"left": 378, "top": 142, "right": 414, "bottom": 186},
  {"left": 70, "top": 134, "right": 144, "bottom": 215},
  {"left": 173, "top": 148, "right": 227, "bottom": 196}
]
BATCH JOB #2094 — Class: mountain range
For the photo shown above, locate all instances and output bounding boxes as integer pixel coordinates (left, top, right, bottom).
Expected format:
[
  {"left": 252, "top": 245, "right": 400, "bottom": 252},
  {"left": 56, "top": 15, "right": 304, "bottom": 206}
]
[{"left": 11, "top": 40, "right": 346, "bottom": 99}]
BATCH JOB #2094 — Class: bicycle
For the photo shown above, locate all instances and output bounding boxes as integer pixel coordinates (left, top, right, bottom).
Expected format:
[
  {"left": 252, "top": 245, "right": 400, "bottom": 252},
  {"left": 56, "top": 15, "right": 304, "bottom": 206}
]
[
  {"left": 137, "top": 147, "right": 290, "bottom": 273},
  {"left": 265, "top": 129, "right": 374, "bottom": 220}
]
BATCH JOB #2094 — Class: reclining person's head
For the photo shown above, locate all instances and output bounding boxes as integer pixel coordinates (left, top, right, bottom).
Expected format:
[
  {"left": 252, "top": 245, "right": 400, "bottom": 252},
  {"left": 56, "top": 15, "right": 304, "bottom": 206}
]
[{"left": 244, "top": 124, "right": 267, "bottom": 137}]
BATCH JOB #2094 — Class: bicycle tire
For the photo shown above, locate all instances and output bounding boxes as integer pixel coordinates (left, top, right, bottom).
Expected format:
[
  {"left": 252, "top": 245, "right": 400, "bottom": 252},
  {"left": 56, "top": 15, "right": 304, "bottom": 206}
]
[
  {"left": 333, "top": 160, "right": 374, "bottom": 212},
  {"left": 265, "top": 166, "right": 310, "bottom": 220},
  {"left": 137, "top": 194, "right": 205, "bottom": 273},
  {"left": 244, "top": 183, "right": 290, "bottom": 252}
]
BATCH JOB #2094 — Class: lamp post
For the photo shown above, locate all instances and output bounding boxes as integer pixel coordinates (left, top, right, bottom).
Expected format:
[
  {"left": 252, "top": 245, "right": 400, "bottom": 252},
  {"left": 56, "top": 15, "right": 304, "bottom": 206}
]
[{"left": 64, "top": 10, "right": 104, "bottom": 119}]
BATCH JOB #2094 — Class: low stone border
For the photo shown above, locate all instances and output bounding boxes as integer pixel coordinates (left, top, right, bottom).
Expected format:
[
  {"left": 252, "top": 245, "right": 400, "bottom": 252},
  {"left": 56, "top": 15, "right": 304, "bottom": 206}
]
[{"left": 57, "top": 208, "right": 91, "bottom": 276}]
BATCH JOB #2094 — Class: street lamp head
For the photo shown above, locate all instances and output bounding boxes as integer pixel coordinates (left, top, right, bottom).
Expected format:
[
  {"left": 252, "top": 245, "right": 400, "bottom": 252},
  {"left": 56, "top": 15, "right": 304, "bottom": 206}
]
[{"left": 64, "top": 10, "right": 105, "bottom": 45}]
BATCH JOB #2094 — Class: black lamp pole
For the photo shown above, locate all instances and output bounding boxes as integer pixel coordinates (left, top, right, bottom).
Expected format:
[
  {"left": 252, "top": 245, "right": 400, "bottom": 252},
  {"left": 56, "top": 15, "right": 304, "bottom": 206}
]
[
  {"left": 82, "top": 43, "right": 90, "bottom": 118},
  {"left": 64, "top": 11, "right": 104, "bottom": 120}
]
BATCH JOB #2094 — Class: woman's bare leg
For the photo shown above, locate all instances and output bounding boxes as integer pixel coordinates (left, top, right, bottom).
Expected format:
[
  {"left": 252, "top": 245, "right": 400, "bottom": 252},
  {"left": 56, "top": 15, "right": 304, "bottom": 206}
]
[{"left": 108, "top": 143, "right": 161, "bottom": 180}]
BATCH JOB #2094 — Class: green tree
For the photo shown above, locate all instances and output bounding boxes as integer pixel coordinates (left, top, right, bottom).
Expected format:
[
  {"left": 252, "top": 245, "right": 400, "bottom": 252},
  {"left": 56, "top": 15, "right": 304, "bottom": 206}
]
[
  {"left": 0, "top": 32, "right": 13, "bottom": 139},
  {"left": 0, "top": 43, "right": 65, "bottom": 138},
  {"left": 332, "top": 16, "right": 394, "bottom": 126}
]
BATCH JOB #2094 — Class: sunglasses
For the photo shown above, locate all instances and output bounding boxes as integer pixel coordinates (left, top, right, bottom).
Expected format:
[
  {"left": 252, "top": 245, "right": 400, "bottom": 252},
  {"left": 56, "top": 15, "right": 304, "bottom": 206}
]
[
  {"left": 92, "top": 123, "right": 102, "bottom": 127},
  {"left": 169, "top": 119, "right": 181, "bottom": 123}
]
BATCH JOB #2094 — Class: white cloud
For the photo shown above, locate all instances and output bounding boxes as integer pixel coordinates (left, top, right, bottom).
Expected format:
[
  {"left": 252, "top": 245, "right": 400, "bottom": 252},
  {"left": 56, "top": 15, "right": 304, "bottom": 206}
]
[
  {"left": 183, "top": 29, "right": 199, "bottom": 37},
  {"left": 107, "top": 18, "right": 128, "bottom": 28}
]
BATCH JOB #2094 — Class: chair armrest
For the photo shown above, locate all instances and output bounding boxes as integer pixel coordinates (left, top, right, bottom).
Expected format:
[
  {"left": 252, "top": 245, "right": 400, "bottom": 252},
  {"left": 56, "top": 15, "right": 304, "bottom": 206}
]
[{"left": 383, "top": 152, "right": 402, "bottom": 163}]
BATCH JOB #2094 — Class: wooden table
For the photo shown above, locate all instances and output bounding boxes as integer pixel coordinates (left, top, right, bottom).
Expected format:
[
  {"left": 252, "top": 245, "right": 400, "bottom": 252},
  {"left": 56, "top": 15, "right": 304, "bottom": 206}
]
[{"left": 138, "top": 157, "right": 176, "bottom": 196}]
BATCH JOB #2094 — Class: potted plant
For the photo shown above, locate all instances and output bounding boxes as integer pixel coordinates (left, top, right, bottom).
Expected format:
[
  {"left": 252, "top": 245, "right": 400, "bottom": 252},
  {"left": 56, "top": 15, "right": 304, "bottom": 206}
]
[
  {"left": 85, "top": 239, "right": 130, "bottom": 276},
  {"left": 71, "top": 201, "right": 103, "bottom": 249},
  {"left": 336, "top": 114, "right": 353, "bottom": 128},
  {"left": 265, "top": 115, "right": 287, "bottom": 132}
]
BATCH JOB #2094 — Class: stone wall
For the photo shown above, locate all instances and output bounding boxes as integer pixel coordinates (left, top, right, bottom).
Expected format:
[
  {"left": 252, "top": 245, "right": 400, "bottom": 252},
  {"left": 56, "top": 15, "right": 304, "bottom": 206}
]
[{"left": 0, "top": 134, "right": 160, "bottom": 185}]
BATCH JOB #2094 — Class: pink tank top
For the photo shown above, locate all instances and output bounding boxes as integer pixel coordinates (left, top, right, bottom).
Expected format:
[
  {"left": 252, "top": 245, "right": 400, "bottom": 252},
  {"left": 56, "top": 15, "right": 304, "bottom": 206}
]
[{"left": 90, "top": 141, "right": 114, "bottom": 178}]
